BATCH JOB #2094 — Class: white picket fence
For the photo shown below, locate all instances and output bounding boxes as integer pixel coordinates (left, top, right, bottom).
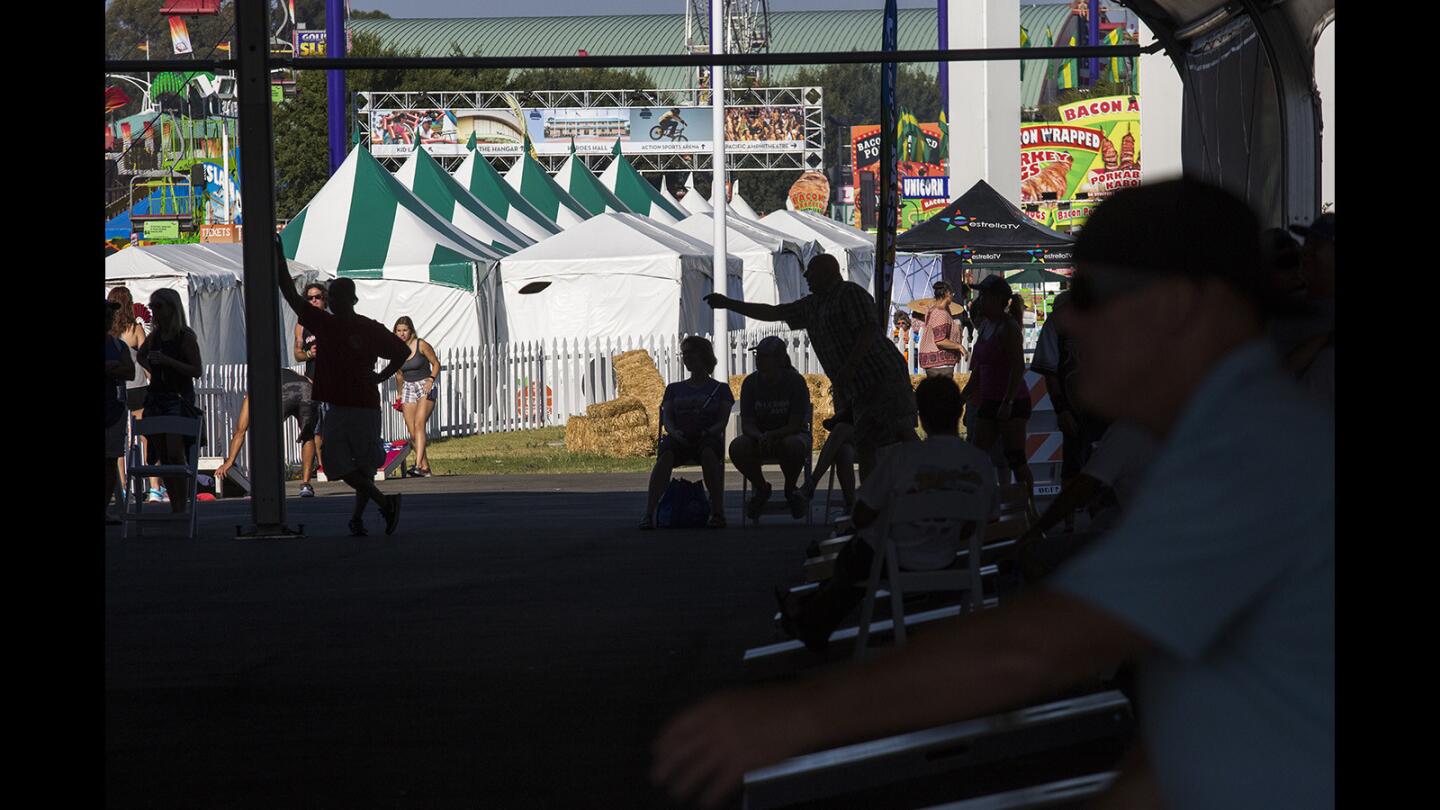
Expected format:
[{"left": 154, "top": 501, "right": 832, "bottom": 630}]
[{"left": 190, "top": 326, "right": 978, "bottom": 472}]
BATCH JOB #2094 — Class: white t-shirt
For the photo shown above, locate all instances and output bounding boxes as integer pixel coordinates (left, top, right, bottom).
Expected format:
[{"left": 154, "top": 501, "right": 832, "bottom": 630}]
[
  {"left": 1083, "top": 420, "right": 1158, "bottom": 508},
  {"left": 857, "top": 435, "right": 998, "bottom": 571}
]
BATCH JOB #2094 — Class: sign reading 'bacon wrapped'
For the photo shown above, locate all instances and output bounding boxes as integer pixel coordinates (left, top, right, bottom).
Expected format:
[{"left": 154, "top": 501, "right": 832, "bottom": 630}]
[{"left": 1019, "top": 95, "right": 1141, "bottom": 228}]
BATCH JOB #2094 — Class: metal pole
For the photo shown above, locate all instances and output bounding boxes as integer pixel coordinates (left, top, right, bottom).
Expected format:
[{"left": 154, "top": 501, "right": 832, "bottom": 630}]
[
  {"left": 876, "top": 0, "right": 899, "bottom": 321},
  {"left": 221, "top": 122, "right": 231, "bottom": 223},
  {"left": 711, "top": 0, "right": 729, "bottom": 380},
  {"left": 235, "top": 0, "right": 297, "bottom": 537},
  {"left": 1088, "top": 0, "right": 1100, "bottom": 85},
  {"left": 326, "top": 0, "right": 347, "bottom": 174},
  {"left": 937, "top": 0, "right": 948, "bottom": 118}
]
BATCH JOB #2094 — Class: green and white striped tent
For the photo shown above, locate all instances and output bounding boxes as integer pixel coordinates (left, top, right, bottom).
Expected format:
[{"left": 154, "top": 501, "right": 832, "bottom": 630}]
[
  {"left": 552, "top": 142, "right": 633, "bottom": 217},
  {"left": 395, "top": 144, "right": 534, "bottom": 254},
  {"left": 281, "top": 145, "right": 504, "bottom": 347},
  {"left": 680, "top": 172, "right": 713, "bottom": 215},
  {"left": 451, "top": 145, "right": 563, "bottom": 242},
  {"left": 598, "top": 140, "right": 687, "bottom": 224},
  {"left": 502, "top": 146, "right": 591, "bottom": 229}
]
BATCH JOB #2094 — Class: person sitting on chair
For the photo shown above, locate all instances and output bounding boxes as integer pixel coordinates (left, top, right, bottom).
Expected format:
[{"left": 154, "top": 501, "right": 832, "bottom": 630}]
[
  {"left": 730, "top": 336, "right": 813, "bottom": 521},
  {"left": 776, "top": 376, "right": 997, "bottom": 654},
  {"left": 640, "top": 336, "right": 734, "bottom": 530}
]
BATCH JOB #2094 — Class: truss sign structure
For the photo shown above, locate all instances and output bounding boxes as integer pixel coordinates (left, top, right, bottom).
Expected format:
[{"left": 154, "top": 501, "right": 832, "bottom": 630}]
[{"left": 356, "top": 87, "right": 823, "bottom": 174}]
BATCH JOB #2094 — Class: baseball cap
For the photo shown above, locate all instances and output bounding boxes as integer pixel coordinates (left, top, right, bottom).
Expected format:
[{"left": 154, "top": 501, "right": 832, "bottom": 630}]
[
  {"left": 1288, "top": 212, "right": 1335, "bottom": 243},
  {"left": 974, "top": 274, "right": 1012, "bottom": 299},
  {"left": 1074, "top": 178, "right": 1289, "bottom": 313},
  {"left": 750, "top": 335, "right": 787, "bottom": 357}
]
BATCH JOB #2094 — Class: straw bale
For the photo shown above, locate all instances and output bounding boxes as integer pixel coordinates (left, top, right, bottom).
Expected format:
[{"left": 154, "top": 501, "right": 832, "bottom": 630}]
[
  {"left": 586, "top": 395, "right": 646, "bottom": 421},
  {"left": 564, "top": 415, "right": 595, "bottom": 454},
  {"left": 587, "top": 414, "right": 655, "bottom": 458},
  {"left": 802, "top": 373, "right": 834, "bottom": 451},
  {"left": 612, "top": 349, "right": 666, "bottom": 431}
]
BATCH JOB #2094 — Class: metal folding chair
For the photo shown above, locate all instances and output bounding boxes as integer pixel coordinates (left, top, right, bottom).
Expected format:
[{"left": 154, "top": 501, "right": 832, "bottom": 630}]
[
  {"left": 122, "top": 415, "right": 202, "bottom": 539},
  {"left": 739, "top": 405, "right": 814, "bottom": 528}
]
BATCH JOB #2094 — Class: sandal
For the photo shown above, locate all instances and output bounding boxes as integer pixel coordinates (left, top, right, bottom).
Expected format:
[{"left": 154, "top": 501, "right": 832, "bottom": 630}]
[{"left": 707, "top": 513, "right": 727, "bottom": 529}]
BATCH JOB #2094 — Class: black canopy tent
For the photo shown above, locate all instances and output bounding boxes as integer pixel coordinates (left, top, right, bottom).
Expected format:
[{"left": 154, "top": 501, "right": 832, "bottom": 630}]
[{"left": 896, "top": 179, "right": 1076, "bottom": 264}]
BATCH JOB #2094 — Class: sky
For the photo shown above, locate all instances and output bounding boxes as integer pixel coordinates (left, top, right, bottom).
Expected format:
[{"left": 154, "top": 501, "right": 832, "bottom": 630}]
[{"left": 350, "top": 1, "right": 946, "bottom": 17}]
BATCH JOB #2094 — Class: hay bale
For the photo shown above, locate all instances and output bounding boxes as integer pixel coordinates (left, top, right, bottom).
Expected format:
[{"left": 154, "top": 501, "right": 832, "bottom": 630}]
[
  {"left": 612, "top": 350, "right": 666, "bottom": 424},
  {"left": 802, "top": 373, "right": 834, "bottom": 451},
  {"left": 588, "top": 414, "right": 655, "bottom": 458},
  {"left": 564, "top": 415, "right": 595, "bottom": 454},
  {"left": 586, "top": 395, "right": 646, "bottom": 420}
]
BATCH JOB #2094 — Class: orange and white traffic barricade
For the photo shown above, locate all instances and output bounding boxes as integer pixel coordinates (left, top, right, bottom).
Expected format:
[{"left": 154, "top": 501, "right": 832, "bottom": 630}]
[{"left": 1024, "top": 371, "right": 1063, "bottom": 495}]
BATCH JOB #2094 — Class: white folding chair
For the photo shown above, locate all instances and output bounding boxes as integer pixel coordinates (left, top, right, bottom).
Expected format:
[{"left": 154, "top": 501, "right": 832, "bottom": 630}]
[
  {"left": 854, "top": 490, "right": 985, "bottom": 658},
  {"left": 122, "top": 416, "right": 202, "bottom": 539}
]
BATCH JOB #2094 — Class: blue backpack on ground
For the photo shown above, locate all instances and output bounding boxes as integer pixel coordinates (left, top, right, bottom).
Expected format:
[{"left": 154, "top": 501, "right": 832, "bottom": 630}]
[{"left": 656, "top": 478, "right": 709, "bottom": 528}]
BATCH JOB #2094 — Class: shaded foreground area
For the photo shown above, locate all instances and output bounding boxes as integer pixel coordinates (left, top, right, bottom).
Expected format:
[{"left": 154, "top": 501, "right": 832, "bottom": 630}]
[{"left": 106, "top": 476, "right": 818, "bottom": 808}]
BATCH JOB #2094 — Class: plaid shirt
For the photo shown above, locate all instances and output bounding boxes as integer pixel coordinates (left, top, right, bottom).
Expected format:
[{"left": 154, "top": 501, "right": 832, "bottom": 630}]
[{"left": 778, "top": 281, "right": 911, "bottom": 406}]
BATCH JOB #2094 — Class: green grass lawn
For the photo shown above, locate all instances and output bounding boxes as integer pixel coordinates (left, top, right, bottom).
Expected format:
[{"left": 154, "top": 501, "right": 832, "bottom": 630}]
[{"left": 425, "top": 427, "right": 656, "bottom": 476}]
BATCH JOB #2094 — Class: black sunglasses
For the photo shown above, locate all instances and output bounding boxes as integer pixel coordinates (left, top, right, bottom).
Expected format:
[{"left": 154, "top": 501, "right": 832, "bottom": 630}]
[{"left": 306, "top": 294, "right": 326, "bottom": 301}]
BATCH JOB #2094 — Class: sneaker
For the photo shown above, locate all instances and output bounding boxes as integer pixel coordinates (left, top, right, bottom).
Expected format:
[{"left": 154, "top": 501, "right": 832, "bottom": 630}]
[
  {"left": 786, "top": 489, "right": 810, "bottom": 520},
  {"left": 348, "top": 518, "right": 367, "bottom": 537},
  {"left": 746, "top": 481, "right": 772, "bottom": 520},
  {"left": 147, "top": 487, "right": 167, "bottom": 504},
  {"left": 299, "top": 483, "right": 315, "bottom": 498},
  {"left": 382, "top": 494, "right": 402, "bottom": 535}
]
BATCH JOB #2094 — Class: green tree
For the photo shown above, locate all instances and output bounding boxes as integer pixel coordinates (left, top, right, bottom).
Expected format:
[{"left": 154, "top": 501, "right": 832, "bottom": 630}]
[{"left": 272, "top": 70, "right": 329, "bottom": 220}]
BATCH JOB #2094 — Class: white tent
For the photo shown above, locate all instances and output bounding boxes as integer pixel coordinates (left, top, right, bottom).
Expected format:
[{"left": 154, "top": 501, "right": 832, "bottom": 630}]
[
  {"left": 729, "top": 178, "right": 761, "bottom": 219},
  {"left": 658, "top": 178, "right": 685, "bottom": 212},
  {"left": 672, "top": 213, "right": 811, "bottom": 326},
  {"left": 679, "top": 172, "right": 713, "bottom": 215},
  {"left": 759, "top": 210, "right": 876, "bottom": 291},
  {"left": 500, "top": 212, "right": 743, "bottom": 342},
  {"left": 104, "top": 243, "right": 323, "bottom": 367}
]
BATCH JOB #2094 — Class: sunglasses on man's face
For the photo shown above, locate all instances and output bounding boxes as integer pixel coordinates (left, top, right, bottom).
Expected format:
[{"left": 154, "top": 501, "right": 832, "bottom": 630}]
[{"left": 306, "top": 294, "right": 325, "bottom": 301}]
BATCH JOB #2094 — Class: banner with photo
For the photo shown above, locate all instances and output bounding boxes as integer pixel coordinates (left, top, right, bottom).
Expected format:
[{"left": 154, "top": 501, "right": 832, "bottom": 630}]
[
  {"left": 850, "top": 119, "right": 949, "bottom": 232},
  {"left": 1020, "top": 95, "right": 1141, "bottom": 205},
  {"left": 368, "top": 105, "right": 807, "bottom": 158}
]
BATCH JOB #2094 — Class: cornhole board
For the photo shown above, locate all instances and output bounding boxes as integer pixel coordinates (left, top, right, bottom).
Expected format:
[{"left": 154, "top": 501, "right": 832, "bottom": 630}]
[{"left": 316, "top": 439, "right": 411, "bottom": 482}]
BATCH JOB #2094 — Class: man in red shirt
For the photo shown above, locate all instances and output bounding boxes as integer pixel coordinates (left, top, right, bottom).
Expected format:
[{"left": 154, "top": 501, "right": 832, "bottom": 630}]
[{"left": 276, "top": 237, "right": 412, "bottom": 536}]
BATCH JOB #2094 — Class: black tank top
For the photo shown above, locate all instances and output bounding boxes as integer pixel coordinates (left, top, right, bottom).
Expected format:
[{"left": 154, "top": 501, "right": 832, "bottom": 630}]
[
  {"left": 301, "top": 327, "right": 318, "bottom": 379},
  {"left": 400, "top": 342, "right": 431, "bottom": 382},
  {"left": 148, "top": 332, "right": 194, "bottom": 398}
]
